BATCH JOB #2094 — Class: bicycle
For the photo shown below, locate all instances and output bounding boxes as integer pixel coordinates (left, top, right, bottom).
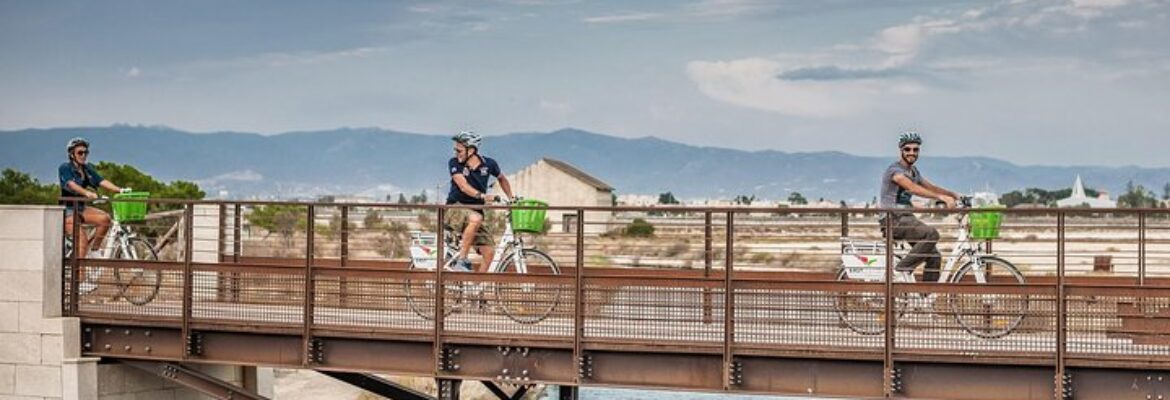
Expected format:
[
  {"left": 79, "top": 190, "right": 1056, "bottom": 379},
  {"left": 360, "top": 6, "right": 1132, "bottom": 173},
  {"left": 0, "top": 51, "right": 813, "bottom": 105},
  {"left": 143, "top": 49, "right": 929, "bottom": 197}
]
[
  {"left": 835, "top": 197, "right": 1028, "bottom": 338},
  {"left": 404, "top": 197, "right": 562, "bottom": 324},
  {"left": 65, "top": 192, "right": 162, "bottom": 306}
]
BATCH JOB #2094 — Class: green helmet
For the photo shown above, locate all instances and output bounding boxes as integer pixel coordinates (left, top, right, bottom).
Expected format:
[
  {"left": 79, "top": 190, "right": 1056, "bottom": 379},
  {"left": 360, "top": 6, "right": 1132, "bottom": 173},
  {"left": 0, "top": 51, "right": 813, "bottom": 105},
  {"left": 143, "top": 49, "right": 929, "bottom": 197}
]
[{"left": 897, "top": 131, "right": 922, "bottom": 147}]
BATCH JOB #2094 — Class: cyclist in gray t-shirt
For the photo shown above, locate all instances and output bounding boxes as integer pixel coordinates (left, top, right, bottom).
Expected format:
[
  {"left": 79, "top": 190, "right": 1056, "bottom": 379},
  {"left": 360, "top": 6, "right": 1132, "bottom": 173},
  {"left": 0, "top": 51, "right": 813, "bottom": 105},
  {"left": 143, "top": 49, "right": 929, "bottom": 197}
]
[{"left": 880, "top": 131, "right": 961, "bottom": 282}]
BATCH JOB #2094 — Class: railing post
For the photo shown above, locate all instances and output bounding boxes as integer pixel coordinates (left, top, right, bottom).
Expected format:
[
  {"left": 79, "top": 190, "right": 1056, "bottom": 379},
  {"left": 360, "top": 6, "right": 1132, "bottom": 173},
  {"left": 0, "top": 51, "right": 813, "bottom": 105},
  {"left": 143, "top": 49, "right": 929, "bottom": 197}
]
[
  {"left": 302, "top": 205, "right": 316, "bottom": 366},
  {"left": 340, "top": 206, "right": 350, "bottom": 267},
  {"left": 722, "top": 211, "right": 735, "bottom": 390},
  {"left": 883, "top": 211, "right": 895, "bottom": 398},
  {"left": 339, "top": 206, "right": 350, "bottom": 307},
  {"left": 573, "top": 209, "right": 585, "bottom": 385},
  {"left": 703, "top": 211, "right": 713, "bottom": 324},
  {"left": 232, "top": 204, "right": 241, "bottom": 263},
  {"left": 181, "top": 202, "right": 195, "bottom": 361},
  {"left": 1055, "top": 211, "right": 1067, "bottom": 400},
  {"left": 67, "top": 199, "right": 81, "bottom": 316},
  {"left": 1138, "top": 212, "right": 1146, "bottom": 286},
  {"left": 217, "top": 203, "right": 226, "bottom": 263},
  {"left": 433, "top": 207, "right": 446, "bottom": 377}
]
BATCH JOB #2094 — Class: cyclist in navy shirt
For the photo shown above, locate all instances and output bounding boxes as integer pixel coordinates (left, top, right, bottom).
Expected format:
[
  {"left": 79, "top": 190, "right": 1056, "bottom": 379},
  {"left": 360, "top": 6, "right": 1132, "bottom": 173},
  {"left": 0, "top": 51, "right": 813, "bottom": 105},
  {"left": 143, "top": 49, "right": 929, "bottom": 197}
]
[
  {"left": 59, "top": 137, "right": 126, "bottom": 260},
  {"left": 447, "top": 131, "right": 514, "bottom": 272}
]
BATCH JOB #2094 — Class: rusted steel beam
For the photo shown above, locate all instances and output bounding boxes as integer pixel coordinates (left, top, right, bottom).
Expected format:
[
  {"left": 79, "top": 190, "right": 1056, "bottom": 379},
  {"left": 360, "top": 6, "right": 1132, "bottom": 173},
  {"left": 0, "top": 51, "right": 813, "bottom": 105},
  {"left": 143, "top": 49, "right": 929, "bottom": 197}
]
[
  {"left": 319, "top": 371, "right": 433, "bottom": 400},
  {"left": 573, "top": 209, "right": 585, "bottom": 385},
  {"left": 181, "top": 202, "right": 194, "bottom": 361},
  {"left": 480, "top": 381, "right": 529, "bottom": 400},
  {"left": 119, "top": 360, "right": 269, "bottom": 400},
  {"left": 1057, "top": 212, "right": 1068, "bottom": 400},
  {"left": 882, "top": 212, "right": 895, "bottom": 398},
  {"left": 722, "top": 211, "right": 735, "bottom": 390}
]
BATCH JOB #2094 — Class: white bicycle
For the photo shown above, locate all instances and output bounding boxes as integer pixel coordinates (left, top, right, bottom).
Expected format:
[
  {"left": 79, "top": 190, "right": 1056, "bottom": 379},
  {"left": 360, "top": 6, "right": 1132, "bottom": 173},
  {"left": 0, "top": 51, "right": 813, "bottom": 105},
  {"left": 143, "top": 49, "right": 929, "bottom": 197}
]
[
  {"left": 404, "top": 198, "right": 562, "bottom": 324},
  {"left": 64, "top": 193, "right": 162, "bottom": 306},
  {"left": 835, "top": 197, "right": 1028, "bottom": 338}
]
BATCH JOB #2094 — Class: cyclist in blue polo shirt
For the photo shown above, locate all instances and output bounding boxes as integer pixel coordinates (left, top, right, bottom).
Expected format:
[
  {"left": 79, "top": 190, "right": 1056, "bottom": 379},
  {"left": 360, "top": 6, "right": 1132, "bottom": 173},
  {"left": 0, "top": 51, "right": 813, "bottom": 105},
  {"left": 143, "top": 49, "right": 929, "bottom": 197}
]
[
  {"left": 447, "top": 131, "right": 515, "bottom": 272},
  {"left": 59, "top": 137, "right": 127, "bottom": 269}
]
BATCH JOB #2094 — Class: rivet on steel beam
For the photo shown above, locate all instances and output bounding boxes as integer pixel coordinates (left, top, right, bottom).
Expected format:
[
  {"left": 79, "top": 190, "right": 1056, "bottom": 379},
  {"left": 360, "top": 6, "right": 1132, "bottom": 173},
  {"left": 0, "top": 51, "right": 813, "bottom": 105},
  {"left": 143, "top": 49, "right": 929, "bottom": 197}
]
[
  {"left": 103, "top": 344, "right": 111, "bottom": 350},
  {"left": 84, "top": 342, "right": 91, "bottom": 349},
  {"left": 522, "top": 370, "right": 529, "bottom": 376},
  {"left": 144, "top": 330, "right": 151, "bottom": 337},
  {"left": 502, "top": 369, "right": 509, "bottom": 374},
  {"left": 452, "top": 364, "right": 460, "bottom": 371},
  {"left": 124, "top": 329, "right": 131, "bottom": 335},
  {"left": 451, "top": 349, "right": 460, "bottom": 355},
  {"left": 145, "top": 346, "right": 151, "bottom": 353},
  {"left": 124, "top": 345, "right": 131, "bottom": 351},
  {"left": 104, "top": 328, "right": 112, "bottom": 334},
  {"left": 84, "top": 327, "right": 91, "bottom": 333}
]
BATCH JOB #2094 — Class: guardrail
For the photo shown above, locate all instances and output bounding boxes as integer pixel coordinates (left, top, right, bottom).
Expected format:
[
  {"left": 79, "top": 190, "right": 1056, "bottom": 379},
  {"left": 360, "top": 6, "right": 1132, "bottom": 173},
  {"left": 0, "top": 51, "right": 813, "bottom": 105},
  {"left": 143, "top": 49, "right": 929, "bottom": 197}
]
[{"left": 60, "top": 198, "right": 1170, "bottom": 399}]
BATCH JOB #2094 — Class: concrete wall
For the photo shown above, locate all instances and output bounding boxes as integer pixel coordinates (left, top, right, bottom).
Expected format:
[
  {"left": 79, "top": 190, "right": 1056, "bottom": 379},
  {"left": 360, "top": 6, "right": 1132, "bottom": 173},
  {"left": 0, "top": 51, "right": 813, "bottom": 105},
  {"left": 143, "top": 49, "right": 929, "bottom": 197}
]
[
  {"left": 507, "top": 160, "right": 614, "bottom": 234},
  {"left": 0, "top": 205, "right": 269, "bottom": 400}
]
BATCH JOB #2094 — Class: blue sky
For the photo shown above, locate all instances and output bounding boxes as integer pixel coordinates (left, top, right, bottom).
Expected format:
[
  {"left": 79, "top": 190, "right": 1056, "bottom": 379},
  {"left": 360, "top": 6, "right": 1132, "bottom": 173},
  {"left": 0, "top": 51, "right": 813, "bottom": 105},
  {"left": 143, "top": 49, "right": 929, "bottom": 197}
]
[{"left": 2, "top": 0, "right": 1168, "bottom": 167}]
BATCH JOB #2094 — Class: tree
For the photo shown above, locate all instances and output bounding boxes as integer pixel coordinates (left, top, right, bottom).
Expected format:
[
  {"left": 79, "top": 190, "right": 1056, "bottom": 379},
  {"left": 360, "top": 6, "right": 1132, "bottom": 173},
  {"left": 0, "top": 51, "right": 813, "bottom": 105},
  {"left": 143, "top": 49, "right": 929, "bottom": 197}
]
[
  {"left": 1163, "top": 182, "right": 1170, "bottom": 201},
  {"left": 787, "top": 192, "right": 808, "bottom": 205},
  {"left": 733, "top": 194, "right": 756, "bottom": 205},
  {"left": 246, "top": 204, "right": 308, "bottom": 248},
  {"left": 657, "top": 192, "right": 680, "bottom": 205},
  {"left": 397, "top": 193, "right": 408, "bottom": 204},
  {"left": 409, "top": 190, "right": 428, "bottom": 204},
  {"left": 0, "top": 169, "right": 58, "bottom": 205},
  {"left": 1118, "top": 181, "right": 1158, "bottom": 208}
]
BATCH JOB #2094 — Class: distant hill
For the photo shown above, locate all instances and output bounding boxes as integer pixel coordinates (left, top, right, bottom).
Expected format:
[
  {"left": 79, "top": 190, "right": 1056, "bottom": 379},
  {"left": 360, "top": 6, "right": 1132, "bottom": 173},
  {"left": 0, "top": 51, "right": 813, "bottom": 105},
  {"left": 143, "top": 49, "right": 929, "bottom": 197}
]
[{"left": 3, "top": 125, "right": 1168, "bottom": 202}]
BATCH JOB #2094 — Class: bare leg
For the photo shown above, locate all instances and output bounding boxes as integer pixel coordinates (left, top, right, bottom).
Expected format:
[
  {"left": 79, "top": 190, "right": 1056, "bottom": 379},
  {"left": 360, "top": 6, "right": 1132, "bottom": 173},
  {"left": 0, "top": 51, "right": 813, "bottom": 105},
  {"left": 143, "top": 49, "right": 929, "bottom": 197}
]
[
  {"left": 458, "top": 212, "right": 484, "bottom": 261},
  {"left": 84, "top": 208, "right": 112, "bottom": 255},
  {"left": 478, "top": 245, "right": 494, "bottom": 273}
]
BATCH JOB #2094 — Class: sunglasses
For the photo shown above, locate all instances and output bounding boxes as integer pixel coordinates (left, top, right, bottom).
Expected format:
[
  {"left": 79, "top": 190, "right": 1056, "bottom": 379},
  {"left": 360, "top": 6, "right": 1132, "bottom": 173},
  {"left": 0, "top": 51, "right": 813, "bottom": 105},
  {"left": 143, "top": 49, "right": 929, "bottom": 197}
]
[
  {"left": 74, "top": 150, "right": 89, "bottom": 156},
  {"left": 901, "top": 146, "right": 920, "bottom": 153}
]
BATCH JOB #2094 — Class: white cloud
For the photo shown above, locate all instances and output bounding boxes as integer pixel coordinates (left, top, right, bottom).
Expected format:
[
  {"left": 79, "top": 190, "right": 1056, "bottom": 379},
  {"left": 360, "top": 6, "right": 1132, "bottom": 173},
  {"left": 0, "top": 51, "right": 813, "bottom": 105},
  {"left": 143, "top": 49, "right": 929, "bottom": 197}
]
[
  {"left": 538, "top": 99, "right": 572, "bottom": 114},
  {"left": 686, "top": 58, "right": 921, "bottom": 118},
  {"left": 125, "top": 67, "right": 141, "bottom": 78},
  {"left": 687, "top": 0, "right": 779, "bottom": 19},
  {"left": 582, "top": 12, "right": 663, "bottom": 23}
]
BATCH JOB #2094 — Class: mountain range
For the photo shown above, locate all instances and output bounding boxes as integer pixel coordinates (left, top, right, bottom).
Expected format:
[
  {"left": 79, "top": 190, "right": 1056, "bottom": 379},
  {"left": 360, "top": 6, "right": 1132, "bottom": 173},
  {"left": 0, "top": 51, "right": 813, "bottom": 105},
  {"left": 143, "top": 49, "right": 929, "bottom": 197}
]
[{"left": 3, "top": 125, "right": 1168, "bottom": 202}]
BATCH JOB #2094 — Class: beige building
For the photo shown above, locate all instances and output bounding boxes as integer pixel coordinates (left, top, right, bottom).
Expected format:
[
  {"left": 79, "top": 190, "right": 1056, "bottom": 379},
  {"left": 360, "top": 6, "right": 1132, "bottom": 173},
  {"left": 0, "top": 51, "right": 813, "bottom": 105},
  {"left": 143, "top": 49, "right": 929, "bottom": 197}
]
[{"left": 506, "top": 158, "right": 615, "bottom": 234}]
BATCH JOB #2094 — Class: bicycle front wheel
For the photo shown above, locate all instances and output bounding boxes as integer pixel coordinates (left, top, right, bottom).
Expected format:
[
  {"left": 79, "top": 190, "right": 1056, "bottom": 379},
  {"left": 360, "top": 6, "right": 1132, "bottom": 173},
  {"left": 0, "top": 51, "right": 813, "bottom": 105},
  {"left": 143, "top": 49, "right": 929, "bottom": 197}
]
[
  {"left": 949, "top": 256, "right": 1028, "bottom": 338},
  {"left": 495, "top": 249, "right": 562, "bottom": 324},
  {"left": 112, "top": 237, "right": 162, "bottom": 306}
]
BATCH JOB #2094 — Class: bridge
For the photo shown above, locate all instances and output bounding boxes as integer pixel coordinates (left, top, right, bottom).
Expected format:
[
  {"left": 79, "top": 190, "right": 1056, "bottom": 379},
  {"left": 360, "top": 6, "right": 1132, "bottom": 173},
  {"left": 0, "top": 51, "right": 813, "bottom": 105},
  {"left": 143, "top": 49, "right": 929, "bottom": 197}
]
[{"left": 5, "top": 201, "right": 1170, "bottom": 399}]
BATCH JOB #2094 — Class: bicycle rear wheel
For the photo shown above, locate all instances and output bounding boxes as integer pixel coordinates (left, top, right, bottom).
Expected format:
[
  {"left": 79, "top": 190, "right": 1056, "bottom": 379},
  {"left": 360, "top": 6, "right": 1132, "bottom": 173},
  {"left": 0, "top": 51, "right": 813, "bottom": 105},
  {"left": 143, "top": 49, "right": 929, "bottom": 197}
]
[
  {"left": 495, "top": 249, "right": 561, "bottom": 324},
  {"left": 834, "top": 267, "right": 905, "bottom": 335},
  {"left": 112, "top": 237, "right": 162, "bottom": 306},
  {"left": 949, "top": 256, "right": 1028, "bottom": 338},
  {"left": 404, "top": 260, "right": 463, "bottom": 321}
]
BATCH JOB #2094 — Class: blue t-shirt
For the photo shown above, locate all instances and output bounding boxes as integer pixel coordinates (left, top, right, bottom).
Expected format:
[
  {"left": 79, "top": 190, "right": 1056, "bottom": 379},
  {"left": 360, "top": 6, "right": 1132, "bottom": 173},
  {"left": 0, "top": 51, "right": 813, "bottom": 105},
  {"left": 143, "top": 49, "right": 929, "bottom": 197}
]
[
  {"left": 58, "top": 162, "right": 105, "bottom": 210},
  {"left": 446, "top": 155, "right": 501, "bottom": 205}
]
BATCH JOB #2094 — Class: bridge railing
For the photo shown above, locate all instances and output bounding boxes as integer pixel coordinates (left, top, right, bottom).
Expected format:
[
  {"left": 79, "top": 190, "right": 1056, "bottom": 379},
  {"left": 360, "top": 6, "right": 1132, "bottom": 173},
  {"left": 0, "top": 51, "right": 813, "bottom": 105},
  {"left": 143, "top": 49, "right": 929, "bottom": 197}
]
[{"left": 59, "top": 198, "right": 1170, "bottom": 396}]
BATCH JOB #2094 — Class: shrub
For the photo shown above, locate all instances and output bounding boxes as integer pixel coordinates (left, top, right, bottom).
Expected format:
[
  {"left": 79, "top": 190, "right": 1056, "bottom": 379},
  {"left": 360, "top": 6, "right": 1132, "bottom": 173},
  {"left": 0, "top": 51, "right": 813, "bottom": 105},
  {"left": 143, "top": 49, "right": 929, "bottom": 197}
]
[{"left": 624, "top": 218, "right": 655, "bottom": 237}]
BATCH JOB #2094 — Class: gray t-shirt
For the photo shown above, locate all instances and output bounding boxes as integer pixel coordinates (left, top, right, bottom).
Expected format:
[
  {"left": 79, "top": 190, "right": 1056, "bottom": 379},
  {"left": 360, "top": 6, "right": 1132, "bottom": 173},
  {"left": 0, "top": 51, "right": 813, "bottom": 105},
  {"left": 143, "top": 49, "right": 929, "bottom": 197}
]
[{"left": 880, "top": 162, "right": 921, "bottom": 208}]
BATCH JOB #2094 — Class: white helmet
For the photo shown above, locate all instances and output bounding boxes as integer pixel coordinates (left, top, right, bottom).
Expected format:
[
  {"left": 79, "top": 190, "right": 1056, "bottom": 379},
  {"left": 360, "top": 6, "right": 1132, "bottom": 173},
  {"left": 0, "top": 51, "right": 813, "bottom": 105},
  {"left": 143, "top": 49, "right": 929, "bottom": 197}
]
[
  {"left": 452, "top": 130, "right": 482, "bottom": 149},
  {"left": 66, "top": 137, "right": 90, "bottom": 153}
]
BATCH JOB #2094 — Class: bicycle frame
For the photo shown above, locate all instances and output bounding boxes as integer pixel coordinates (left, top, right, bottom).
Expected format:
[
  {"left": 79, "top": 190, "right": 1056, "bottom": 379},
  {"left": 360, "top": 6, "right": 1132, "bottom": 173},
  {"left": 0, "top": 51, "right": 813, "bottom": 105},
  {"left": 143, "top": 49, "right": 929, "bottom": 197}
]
[
  {"left": 414, "top": 206, "right": 529, "bottom": 273},
  {"left": 842, "top": 209, "right": 991, "bottom": 284}
]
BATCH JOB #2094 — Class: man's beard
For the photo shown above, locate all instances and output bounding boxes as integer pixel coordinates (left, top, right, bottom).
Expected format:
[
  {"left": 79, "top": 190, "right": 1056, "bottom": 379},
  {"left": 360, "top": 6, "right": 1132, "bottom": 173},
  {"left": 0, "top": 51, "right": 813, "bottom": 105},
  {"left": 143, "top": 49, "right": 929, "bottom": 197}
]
[{"left": 901, "top": 154, "right": 917, "bottom": 165}]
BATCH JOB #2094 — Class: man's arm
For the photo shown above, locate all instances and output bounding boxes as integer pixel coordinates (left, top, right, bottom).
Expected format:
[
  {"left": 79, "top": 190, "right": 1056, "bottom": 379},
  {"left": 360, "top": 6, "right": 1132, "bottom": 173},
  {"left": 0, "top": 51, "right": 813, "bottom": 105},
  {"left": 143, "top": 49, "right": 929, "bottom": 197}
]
[
  {"left": 99, "top": 180, "right": 123, "bottom": 193},
  {"left": 892, "top": 174, "right": 955, "bottom": 206},
  {"left": 451, "top": 174, "right": 484, "bottom": 199},
  {"left": 495, "top": 174, "right": 514, "bottom": 201},
  {"left": 920, "top": 178, "right": 960, "bottom": 200}
]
